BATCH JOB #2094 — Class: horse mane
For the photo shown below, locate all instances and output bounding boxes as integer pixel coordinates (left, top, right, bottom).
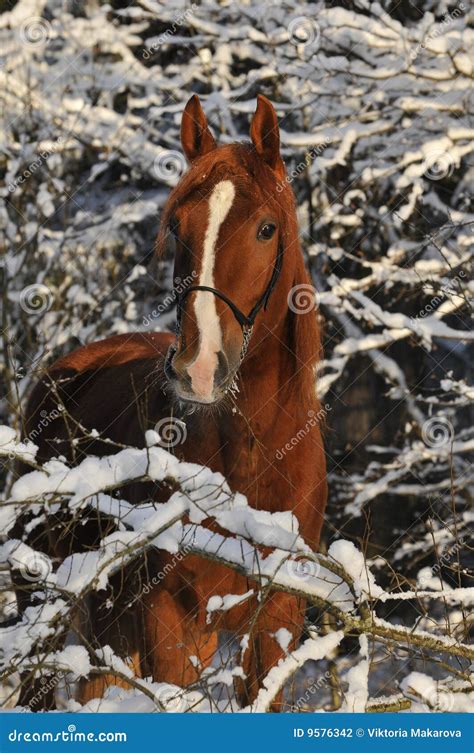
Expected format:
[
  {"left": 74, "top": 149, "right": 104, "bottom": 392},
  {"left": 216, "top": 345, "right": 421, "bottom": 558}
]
[{"left": 276, "top": 173, "right": 322, "bottom": 408}]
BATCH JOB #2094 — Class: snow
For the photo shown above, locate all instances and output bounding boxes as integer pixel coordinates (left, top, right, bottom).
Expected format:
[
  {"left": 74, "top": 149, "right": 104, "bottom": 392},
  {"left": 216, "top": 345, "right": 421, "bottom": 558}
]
[
  {"left": 2, "top": 425, "right": 472, "bottom": 712},
  {"left": 248, "top": 632, "right": 345, "bottom": 713},
  {"left": 206, "top": 591, "right": 254, "bottom": 625},
  {"left": 95, "top": 646, "right": 134, "bottom": 680},
  {"left": 341, "top": 635, "right": 369, "bottom": 712},
  {"left": 328, "top": 540, "right": 384, "bottom": 600},
  {"left": 182, "top": 523, "right": 354, "bottom": 611},
  {"left": 52, "top": 645, "right": 92, "bottom": 681},
  {"left": 272, "top": 628, "right": 293, "bottom": 654},
  {"left": 0, "top": 0, "right": 472, "bottom": 716},
  {"left": 401, "top": 671, "right": 474, "bottom": 713},
  {"left": 0, "top": 427, "right": 38, "bottom": 464}
]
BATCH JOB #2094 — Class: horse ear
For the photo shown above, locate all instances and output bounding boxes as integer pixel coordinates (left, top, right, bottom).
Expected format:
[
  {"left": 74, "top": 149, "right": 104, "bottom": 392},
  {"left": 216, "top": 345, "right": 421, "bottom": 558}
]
[
  {"left": 250, "top": 95, "right": 286, "bottom": 180},
  {"left": 181, "top": 95, "right": 217, "bottom": 163}
]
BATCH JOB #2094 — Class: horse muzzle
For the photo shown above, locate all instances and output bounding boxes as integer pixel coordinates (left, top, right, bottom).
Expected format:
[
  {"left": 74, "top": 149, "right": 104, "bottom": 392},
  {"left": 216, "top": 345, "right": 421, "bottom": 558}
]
[{"left": 164, "top": 342, "right": 236, "bottom": 405}]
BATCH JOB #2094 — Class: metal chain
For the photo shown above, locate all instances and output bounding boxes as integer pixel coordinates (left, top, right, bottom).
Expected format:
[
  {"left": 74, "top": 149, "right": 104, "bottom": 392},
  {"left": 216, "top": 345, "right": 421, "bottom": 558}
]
[{"left": 239, "top": 324, "right": 254, "bottom": 364}]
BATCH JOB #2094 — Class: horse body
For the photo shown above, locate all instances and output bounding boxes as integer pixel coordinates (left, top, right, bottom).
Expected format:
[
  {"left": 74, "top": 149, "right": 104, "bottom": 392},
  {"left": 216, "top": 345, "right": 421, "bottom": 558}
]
[{"left": 21, "top": 96, "right": 327, "bottom": 709}]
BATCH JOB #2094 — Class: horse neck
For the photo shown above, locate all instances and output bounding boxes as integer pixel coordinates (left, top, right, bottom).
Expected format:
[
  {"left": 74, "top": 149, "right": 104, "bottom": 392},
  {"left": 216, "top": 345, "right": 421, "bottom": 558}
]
[{"left": 237, "top": 304, "right": 319, "bottom": 425}]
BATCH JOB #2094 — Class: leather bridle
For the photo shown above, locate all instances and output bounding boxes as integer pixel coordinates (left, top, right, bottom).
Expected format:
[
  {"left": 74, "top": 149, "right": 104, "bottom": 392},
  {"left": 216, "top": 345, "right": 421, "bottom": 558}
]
[{"left": 174, "top": 240, "right": 284, "bottom": 363}]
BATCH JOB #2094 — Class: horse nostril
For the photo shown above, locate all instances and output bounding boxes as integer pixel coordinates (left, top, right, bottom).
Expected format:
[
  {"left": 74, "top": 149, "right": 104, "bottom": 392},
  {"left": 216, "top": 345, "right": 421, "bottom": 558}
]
[
  {"left": 164, "top": 344, "right": 178, "bottom": 382},
  {"left": 174, "top": 360, "right": 192, "bottom": 388},
  {"left": 165, "top": 345, "right": 191, "bottom": 388},
  {"left": 168, "top": 344, "right": 231, "bottom": 401}
]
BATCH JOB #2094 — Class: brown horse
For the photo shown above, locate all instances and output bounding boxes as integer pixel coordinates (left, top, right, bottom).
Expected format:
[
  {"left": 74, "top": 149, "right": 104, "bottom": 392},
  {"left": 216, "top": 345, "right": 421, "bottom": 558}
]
[{"left": 21, "top": 95, "right": 327, "bottom": 710}]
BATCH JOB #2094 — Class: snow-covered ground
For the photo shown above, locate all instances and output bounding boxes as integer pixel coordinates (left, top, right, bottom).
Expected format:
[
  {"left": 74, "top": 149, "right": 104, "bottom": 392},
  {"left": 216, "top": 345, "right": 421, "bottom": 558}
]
[{"left": 0, "top": 0, "right": 472, "bottom": 713}]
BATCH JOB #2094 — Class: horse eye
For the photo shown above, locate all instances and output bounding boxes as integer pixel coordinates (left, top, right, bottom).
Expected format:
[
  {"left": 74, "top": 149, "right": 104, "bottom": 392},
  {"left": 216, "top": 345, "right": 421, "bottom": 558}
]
[{"left": 257, "top": 222, "right": 276, "bottom": 241}]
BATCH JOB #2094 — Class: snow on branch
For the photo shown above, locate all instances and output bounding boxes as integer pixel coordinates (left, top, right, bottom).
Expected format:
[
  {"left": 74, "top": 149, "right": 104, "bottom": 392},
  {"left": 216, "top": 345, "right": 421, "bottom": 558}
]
[
  {"left": 0, "top": 0, "right": 472, "bottom": 714},
  {"left": 0, "top": 430, "right": 472, "bottom": 711}
]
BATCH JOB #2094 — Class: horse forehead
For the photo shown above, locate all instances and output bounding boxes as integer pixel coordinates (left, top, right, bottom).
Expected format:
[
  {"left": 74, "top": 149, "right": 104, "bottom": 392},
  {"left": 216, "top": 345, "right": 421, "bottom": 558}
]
[
  {"left": 207, "top": 179, "right": 236, "bottom": 223},
  {"left": 178, "top": 178, "right": 238, "bottom": 239},
  {"left": 199, "top": 180, "right": 235, "bottom": 274},
  {"left": 179, "top": 171, "right": 261, "bottom": 220}
]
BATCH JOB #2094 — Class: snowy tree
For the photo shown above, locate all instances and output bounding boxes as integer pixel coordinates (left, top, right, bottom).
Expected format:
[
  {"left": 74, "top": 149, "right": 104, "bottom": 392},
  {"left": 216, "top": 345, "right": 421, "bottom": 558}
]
[{"left": 0, "top": 0, "right": 472, "bottom": 712}]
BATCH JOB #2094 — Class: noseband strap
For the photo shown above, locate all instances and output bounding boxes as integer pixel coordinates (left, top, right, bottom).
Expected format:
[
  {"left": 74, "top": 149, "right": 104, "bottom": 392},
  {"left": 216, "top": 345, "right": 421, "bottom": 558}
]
[
  {"left": 178, "top": 285, "right": 252, "bottom": 329},
  {"left": 174, "top": 240, "right": 284, "bottom": 362}
]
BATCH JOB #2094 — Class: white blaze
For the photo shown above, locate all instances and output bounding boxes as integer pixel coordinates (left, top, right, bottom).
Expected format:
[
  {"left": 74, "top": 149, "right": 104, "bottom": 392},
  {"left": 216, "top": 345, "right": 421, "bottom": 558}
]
[{"left": 188, "top": 179, "right": 235, "bottom": 399}]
